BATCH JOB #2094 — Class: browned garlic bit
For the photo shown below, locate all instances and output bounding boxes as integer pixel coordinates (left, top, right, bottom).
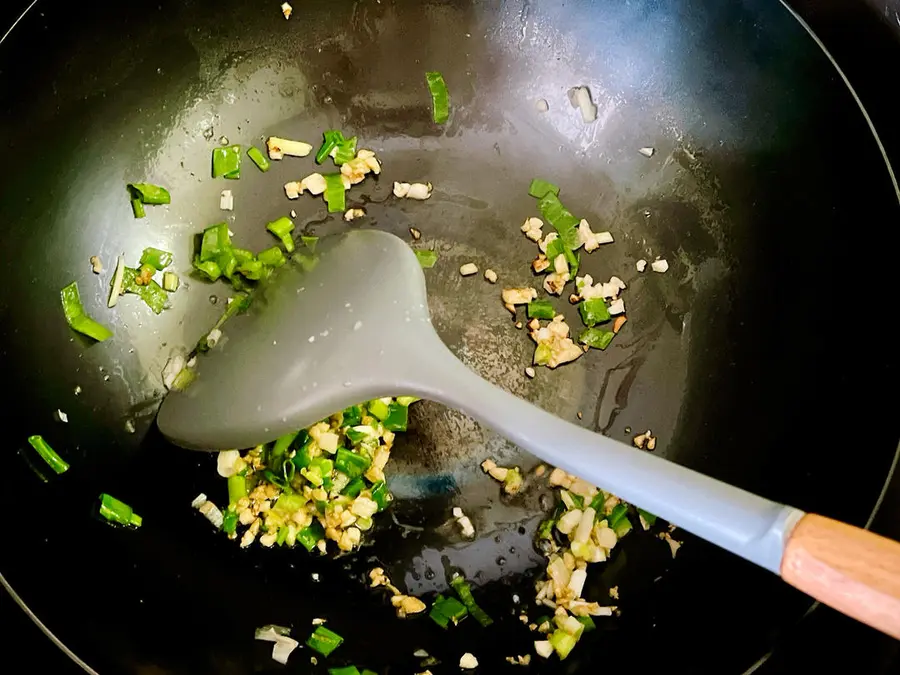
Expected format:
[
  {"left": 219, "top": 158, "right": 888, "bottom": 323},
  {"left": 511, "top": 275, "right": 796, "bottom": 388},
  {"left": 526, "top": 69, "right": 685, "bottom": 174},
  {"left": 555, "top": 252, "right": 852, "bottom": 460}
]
[
  {"left": 369, "top": 567, "right": 427, "bottom": 618},
  {"left": 532, "top": 253, "right": 550, "bottom": 274},
  {"left": 576, "top": 219, "right": 613, "bottom": 252},
  {"left": 632, "top": 430, "right": 656, "bottom": 450},
  {"left": 502, "top": 287, "right": 538, "bottom": 306},
  {"left": 659, "top": 531, "right": 682, "bottom": 557},
  {"left": 90, "top": 256, "right": 103, "bottom": 274},
  {"left": 281, "top": 2, "right": 292, "bottom": 19},
  {"left": 529, "top": 315, "right": 583, "bottom": 368},
  {"left": 343, "top": 208, "right": 366, "bottom": 222},
  {"left": 459, "top": 653, "right": 479, "bottom": 670},
  {"left": 409, "top": 227, "right": 422, "bottom": 240}
]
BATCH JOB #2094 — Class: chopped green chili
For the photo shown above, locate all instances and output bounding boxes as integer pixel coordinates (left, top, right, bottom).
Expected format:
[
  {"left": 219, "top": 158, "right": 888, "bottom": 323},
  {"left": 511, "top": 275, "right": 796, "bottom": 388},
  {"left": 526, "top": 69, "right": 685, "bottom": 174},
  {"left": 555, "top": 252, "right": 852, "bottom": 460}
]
[
  {"left": 298, "top": 521, "right": 325, "bottom": 551},
  {"left": 212, "top": 145, "right": 241, "bottom": 179},
  {"left": 371, "top": 481, "right": 391, "bottom": 511},
  {"left": 222, "top": 510, "right": 238, "bottom": 535},
  {"left": 589, "top": 490, "right": 607, "bottom": 514},
  {"left": 579, "top": 327, "right": 615, "bottom": 350},
  {"left": 99, "top": 493, "right": 142, "bottom": 528},
  {"left": 396, "top": 396, "right": 420, "bottom": 406},
  {"left": 323, "top": 173, "right": 346, "bottom": 213},
  {"left": 607, "top": 503, "right": 632, "bottom": 538},
  {"left": 275, "top": 493, "right": 306, "bottom": 513},
  {"left": 139, "top": 247, "right": 174, "bottom": 271},
  {"left": 127, "top": 182, "right": 171, "bottom": 205},
  {"left": 527, "top": 299, "right": 556, "bottom": 319},
  {"left": 236, "top": 259, "right": 264, "bottom": 280},
  {"left": 200, "top": 222, "right": 231, "bottom": 262},
  {"left": 368, "top": 398, "right": 390, "bottom": 421},
  {"left": 425, "top": 71, "right": 450, "bottom": 124},
  {"left": 130, "top": 198, "right": 146, "bottom": 219},
  {"left": 301, "top": 235, "right": 319, "bottom": 252},
  {"left": 227, "top": 474, "right": 248, "bottom": 505},
  {"left": 342, "top": 477, "right": 366, "bottom": 498},
  {"left": 27, "top": 435, "right": 69, "bottom": 474},
  {"left": 578, "top": 298, "right": 611, "bottom": 327},
  {"left": 414, "top": 249, "right": 438, "bottom": 268},
  {"left": 246, "top": 145, "right": 271, "bottom": 172},
  {"left": 450, "top": 576, "right": 493, "bottom": 627},
  {"left": 334, "top": 449, "right": 371, "bottom": 478},
  {"left": 258, "top": 246, "right": 287, "bottom": 268},
  {"left": 332, "top": 136, "right": 358, "bottom": 165},
  {"left": 537, "top": 192, "right": 581, "bottom": 251},
  {"left": 266, "top": 216, "right": 296, "bottom": 253},
  {"left": 342, "top": 405, "right": 363, "bottom": 427},
  {"left": 121, "top": 268, "right": 168, "bottom": 314},
  {"left": 316, "top": 130, "right": 345, "bottom": 164},
  {"left": 328, "top": 667, "right": 361, "bottom": 675},
  {"left": 429, "top": 594, "right": 468, "bottom": 628},
  {"left": 576, "top": 616, "right": 596, "bottom": 632},
  {"left": 61, "top": 282, "right": 113, "bottom": 342},
  {"left": 383, "top": 403, "right": 408, "bottom": 432},
  {"left": 307, "top": 625, "right": 344, "bottom": 656},
  {"left": 276, "top": 524, "right": 290, "bottom": 546},
  {"left": 528, "top": 178, "right": 560, "bottom": 199}
]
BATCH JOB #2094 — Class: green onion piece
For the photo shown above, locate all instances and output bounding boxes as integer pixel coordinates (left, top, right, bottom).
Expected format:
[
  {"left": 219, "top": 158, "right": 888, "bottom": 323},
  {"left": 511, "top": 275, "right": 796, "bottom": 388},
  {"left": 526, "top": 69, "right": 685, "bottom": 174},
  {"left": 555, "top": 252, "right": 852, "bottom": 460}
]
[
  {"left": 607, "top": 503, "right": 629, "bottom": 532},
  {"left": 275, "top": 493, "right": 306, "bottom": 513},
  {"left": 323, "top": 173, "right": 346, "bottom": 213},
  {"left": 266, "top": 216, "right": 296, "bottom": 253},
  {"left": 60, "top": 282, "right": 113, "bottom": 342},
  {"left": 328, "top": 667, "right": 361, "bottom": 675},
  {"left": 27, "top": 435, "right": 69, "bottom": 474},
  {"left": 527, "top": 299, "right": 555, "bottom": 319},
  {"left": 307, "top": 625, "right": 344, "bottom": 657},
  {"left": 298, "top": 521, "right": 325, "bottom": 551},
  {"left": 450, "top": 576, "right": 493, "bottom": 627},
  {"left": 172, "top": 368, "right": 196, "bottom": 391},
  {"left": 334, "top": 449, "right": 371, "bottom": 479},
  {"left": 258, "top": 246, "right": 287, "bottom": 268},
  {"left": 292, "top": 445, "right": 315, "bottom": 472},
  {"left": 637, "top": 508, "right": 658, "bottom": 527},
  {"left": 127, "top": 182, "right": 171, "bottom": 205},
  {"left": 130, "top": 198, "right": 146, "bottom": 219},
  {"left": 578, "top": 298, "right": 611, "bottom": 327},
  {"left": 341, "top": 405, "right": 363, "bottom": 427},
  {"left": 528, "top": 179, "right": 560, "bottom": 199},
  {"left": 139, "top": 247, "right": 174, "bottom": 271},
  {"left": 275, "top": 524, "right": 290, "bottom": 546},
  {"left": 589, "top": 490, "right": 607, "bottom": 514},
  {"left": 367, "top": 399, "right": 390, "bottom": 421},
  {"left": 246, "top": 146, "right": 271, "bottom": 172},
  {"left": 331, "top": 136, "right": 358, "bottom": 165},
  {"left": 222, "top": 510, "right": 238, "bottom": 535},
  {"left": 162, "top": 271, "right": 180, "bottom": 292},
  {"left": 425, "top": 71, "right": 450, "bottom": 123},
  {"left": 371, "top": 481, "right": 391, "bottom": 511},
  {"left": 227, "top": 474, "right": 248, "bottom": 505},
  {"left": 396, "top": 396, "right": 420, "bottom": 406},
  {"left": 212, "top": 145, "right": 242, "bottom": 179},
  {"left": 216, "top": 249, "right": 238, "bottom": 279},
  {"left": 383, "top": 403, "right": 408, "bottom": 432},
  {"left": 316, "top": 130, "right": 345, "bottom": 164},
  {"left": 538, "top": 501, "right": 566, "bottom": 539},
  {"left": 576, "top": 616, "right": 596, "bottom": 632},
  {"left": 429, "top": 594, "right": 468, "bottom": 628},
  {"left": 579, "top": 327, "right": 615, "bottom": 350},
  {"left": 200, "top": 222, "right": 232, "bottom": 262},
  {"left": 263, "top": 469, "right": 287, "bottom": 489},
  {"left": 99, "top": 493, "right": 142, "bottom": 528},
  {"left": 537, "top": 192, "right": 581, "bottom": 251},
  {"left": 271, "top": 431, "right": 299, "bottom": 471},
  {"left": 342, "top": 477, "right": 366, "bottom": 498},
  {"left": 414, "top": 249, "right": 438, "bottom": 268},
  {"left": 301, "top": 236, "right": 319, "bottom": 252},
  {"left": 549, "top": 628, "right": 578, "bottom": 659}
]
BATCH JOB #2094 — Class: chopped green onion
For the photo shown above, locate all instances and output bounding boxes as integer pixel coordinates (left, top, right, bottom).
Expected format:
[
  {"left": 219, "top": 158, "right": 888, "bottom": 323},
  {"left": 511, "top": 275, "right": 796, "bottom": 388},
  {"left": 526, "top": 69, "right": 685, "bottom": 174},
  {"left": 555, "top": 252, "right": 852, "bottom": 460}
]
[
  {"left": 306, "top": 625, "right": 344, "bottom": 656},
  {"left": 429, "top": 594, "right": 468, "bottom": 628},
  {"left": 341, "top": 405, "right": 363, "bottom": 427},
  {"left": 316, "top": 130, "right": 345, "bottom": 164},
  {"left": 396, "top": 396, "right": 420, "bottom": 406},
  {"left": 414, "top": 249, "right": 438, "bottom": 268},
  {"left": 579, "top": 327, "right": 615, "bottom": 350},
  {"left": 99, "top": 493, "right": 142, "bottom": 528},
  {"left": 301, "top": 236, "right": 319, "bottom": 252},
  {"left": 247, "top": 146, "right": 271, "bottom": 172},
  {"left": 222, "top": 510, "right": 238, "bottom": 535},
  {"left": 27, "top": 435, "right": 69, "bottom": 474},
  {"left": 276, "top": 524, "right": 289, "bottom": 546},
  {"left": 342, "top": 477, "right": 366, "bottom": 498},
  {"left": 212, "top": 145, "right": 241, "bottom": 179},
  {"left": 266, "top": 216, "right": 296, "bottom": 253},
  {"left": 528, "top": 179, "right": 560, "bottom": 199},
  {"left": 538, "top": 501, "right": 566, "bottom": 539},
  {"left": 589, "top": 490, "right": 607, "bottom": 514},
  {"left": 275, "top": 493, "right": 306, "bottom": 513},
  {"left": 367, "top": 399, "right": 390, "bottom": 421},
  {"left": 130, "top": 198, "right": 146, "bottom": 219},
  {"left": 450, "top": 576, "right": 493, "bottom": 627},
  {"left": 607, "top": 503, "right": 631, "bottom": 538},
  {"left": 258, "top": 246, "right": 287, "bottom": 268},
  {"left": 328, "top": 667, "right": 360, "bottom": 675},
  {"left": 527, "top": 299, "right": 555, "bottom": 319},
  {"left": 298, "top": 521, "right": 325, "bottom": 551},
  {"left": 162, "top": 271, "right": 180, "bottom": 292},
  {"left": 60, "top": 282, "right": 113, "bottom": 342},
  {"left": 334, "top": 449, "right": 371, "bottom": 479},
  {"left": 537, "top": 192, "right": 581, "bottom": 251},
  {"left": 383, "top": 403, "right": 408, "bottom": 432},
  {"left": 371, "top": 481, "right": 391, "bottom": 511},
  {"left": 361, "top": 670, "right": 378, "bottom": 675},
  {"left": 332, "top": 136, "right": 357, "bottom": 165},
  {"left": 425, "top": 71, "right": 450, "bottom": 124},
  {"left": 139, "top": 247, "right": 174, "bottom": 271},
  {"left": 263, "top": 469, "right": 287, "bottom": 489},
  {"left": 578, "top": 298, "right": 611, "bottom": 327},
  {"left": 637, "top": 508, "right": 658, "bottom": 527},
  {"left": 127, "top": 182, "right": 171, "bottom": 205},
  {"left": 227, "top": 474, "right": 248, "bottom": 505},
  {"left": 200, "top": 222, "right": 232, "bottom": 262},
  {"left": 576, "top": 616, "right": 596, "bottom": 632},
  {"left": 549, "top": 628, "right": 578, "bottom": 659},
  {"left": 323, "top": 173, "right": 346, "bottom": 213},
  {"left": 193, "top": 258, "right": 222, "bottom": 281}
]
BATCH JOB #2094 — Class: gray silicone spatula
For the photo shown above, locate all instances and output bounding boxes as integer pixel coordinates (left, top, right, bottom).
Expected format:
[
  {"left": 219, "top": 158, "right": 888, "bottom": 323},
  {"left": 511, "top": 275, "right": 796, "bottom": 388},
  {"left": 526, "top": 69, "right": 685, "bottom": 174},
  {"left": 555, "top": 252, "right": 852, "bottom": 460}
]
[{"left": 158, "top": 229, "right": 900, "bottom": 637}]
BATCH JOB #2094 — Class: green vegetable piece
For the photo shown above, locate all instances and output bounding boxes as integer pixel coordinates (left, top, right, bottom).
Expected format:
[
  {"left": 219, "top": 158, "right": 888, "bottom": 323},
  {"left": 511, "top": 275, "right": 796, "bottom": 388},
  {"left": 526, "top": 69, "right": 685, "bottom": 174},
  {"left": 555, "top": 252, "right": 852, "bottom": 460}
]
[
  {"left": 589, "top": 490, "right": 607, "bottom": 514},
  {"left": 383, "top": 402, "right": 408, "bottom": 432},
  {"left": 425, "top": 71, "right": 450, "bottom": 123},
  {"left": 212, "top": 145, "right": 241, "bottom": 179},
  {"left": 121, "top": 269, "right": 168, "bottom": 314},
  {"left": 61, "top": 282, "right": 113, "bottom": 342},
  {"left": 292, "top": 444, "right": 315, "bottom": 471},
  {"left": 99, "top": 493, "right": 142, "bottom": 528},
  {"left": 27, "top": 435, "right": 69, "bottom": 474},
  {"left": 549, "top": 629, "right": 578, "bottom": 659},
  {"left": 307, "top": 625, "right": 344, "bottom": 657},
  {"left": 227, "top": 474, "right": 248, "bottom": 506},
  {"left": 528, "top": 179, "right": 560, "bottom": 199},
  {"left": 200, "top": 222, "right": 231, "bottom": 262},
  {"left": 301, "top": 236, "right": 319, "bottom": 252},
  {"left": 275, "top": 493, "right": 306, "bottom": 513},
  {"left": 215, "top": 249, "right": 237, "bottom": 279},
  {"left": 335, "top": 449, "right": 371, "bottom": 479},
  {"left": 414, "top": 249, "right": 438, "bottom": 268},
  {"left": 316, "top": 130, "right": 345, "bottom": 164},
  {"left": 342, "top": 477, "right": 366, "bottom": 498},
  {"left": 368, "top": 398, "right": 390, "bottom": 421},
  {"left": 236, "top": 259, "right": 264, "bottom": 280},
  {"left": 576, "top": 616, "right": 596, "bottom": 632},
  {"left": 127, "top": 182, "right": 171, "bottom": 205},
  {"left": 361, "top": 670, "right": 378, "bottom": 675},
  {"left": 130, "top": 198, "right": 146, "bottom": 219},
  {"left": 139, "top": 247, "right": 174, "bottom": 271},
  {"left": 341, "top": 405, "right": 363, "bottom": 427},
  {"left": 246, "top": 146, "right": 271, "bottom": 172},
  {"left": 450, "top": 576, "right": 493, "bottom": 627},
  {"left": 396, "top": 396, "right": 420, "bottom": 406},
  {"left": 162, "top": 271, "right": 180, "bottom": 292},
  {"left": 222, "top": 510, "right": 238, "bottom": 535},
  {"left": 527, "top": 299, "right": 555, "bottom": 319},
  {"left": 297, "top": 521, "right": 325, "bottom": 552},
  {"left": 332, "top": 136, "right": 357, "bottom": 165},
  {"left": 637, "top": 508, "right": 658, "bottom": 527},
  {"left": 328, "top": 666, "right": 361, "bottom": 675},
  {"left": 193, "top": 255, "right": 221, "bottom": 281},
  {"left": 371, "top": 480, "right": 391, "bottom": 511},
  {"left": 537, "top": 192, "right": 581, "bottom": 251},
  {"left": 606, "top": 503, "right": 633, "bottom": 538},
  {"left": 258, "top": 246, "right": 287, "bottom": 268},
  {"left": 579, "top": 327, "right": 615, "bottom": 350},
  {"left": 430, "top": 594, "right": 468, "bottom": 628},
  {"left": 323, "top": 173, "right": 346, "bottom": 213},
  {"left": 267, "top": 216, "right": 296, "bottom": 253},
  {"left": 578, "top": 298, "right": 611, "bottom": 327},
  {"left": 534, "top": 343, "right": 552, "bottom": 366}
]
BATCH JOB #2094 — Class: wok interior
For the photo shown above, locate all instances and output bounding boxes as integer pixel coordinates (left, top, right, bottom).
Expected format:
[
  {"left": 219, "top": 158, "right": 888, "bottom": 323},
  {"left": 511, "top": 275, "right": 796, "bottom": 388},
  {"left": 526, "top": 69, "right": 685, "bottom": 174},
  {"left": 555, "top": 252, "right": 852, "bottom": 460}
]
[{"left": 1, "top": 0, "right": 898, "bottom": 673}]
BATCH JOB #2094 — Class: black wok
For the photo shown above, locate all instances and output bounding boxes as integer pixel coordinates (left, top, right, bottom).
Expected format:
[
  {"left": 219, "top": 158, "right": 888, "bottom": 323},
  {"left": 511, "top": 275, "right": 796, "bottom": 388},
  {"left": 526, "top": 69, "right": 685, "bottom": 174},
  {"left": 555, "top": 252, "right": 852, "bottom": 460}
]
[{"left": 2, "top": 0, "right": 899, "bottom": 673}]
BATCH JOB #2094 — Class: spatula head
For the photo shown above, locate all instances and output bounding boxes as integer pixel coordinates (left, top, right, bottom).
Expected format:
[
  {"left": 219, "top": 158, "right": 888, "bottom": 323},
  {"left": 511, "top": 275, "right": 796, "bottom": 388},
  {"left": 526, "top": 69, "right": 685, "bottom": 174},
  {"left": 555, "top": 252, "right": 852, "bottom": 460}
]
[{"left": 157, "top": 229, "right": 433, "bottom": 450}]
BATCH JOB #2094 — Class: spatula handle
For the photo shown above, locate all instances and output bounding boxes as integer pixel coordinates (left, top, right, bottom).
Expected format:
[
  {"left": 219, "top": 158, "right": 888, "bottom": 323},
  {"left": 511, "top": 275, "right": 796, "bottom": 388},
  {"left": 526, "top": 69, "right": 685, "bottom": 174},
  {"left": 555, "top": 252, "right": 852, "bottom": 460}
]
[{"left": 781, "top": 514, "right": 900, "bottom": 639}]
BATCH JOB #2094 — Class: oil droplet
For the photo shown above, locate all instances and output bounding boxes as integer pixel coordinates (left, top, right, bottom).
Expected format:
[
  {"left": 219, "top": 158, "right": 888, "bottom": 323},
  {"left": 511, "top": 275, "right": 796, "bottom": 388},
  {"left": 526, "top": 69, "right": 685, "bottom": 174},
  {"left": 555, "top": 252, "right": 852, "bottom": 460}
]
[
  {"left": 411, "top": 571, "right": 421, "bottom": 581},
  {"left": 353, "top": 321, "right": 363, "bottom": 331},
  {"left": 209, "top": 295, "right": 218, "bottom": 305},
  {"left": 424, "top": 568, "right": 435, "bottom": 580},
  {"left": 496, "top": 556, "right": 506, "bottom": 566},
  {"left": 509, "top": 546, "right": 517, "bottom": 554}
]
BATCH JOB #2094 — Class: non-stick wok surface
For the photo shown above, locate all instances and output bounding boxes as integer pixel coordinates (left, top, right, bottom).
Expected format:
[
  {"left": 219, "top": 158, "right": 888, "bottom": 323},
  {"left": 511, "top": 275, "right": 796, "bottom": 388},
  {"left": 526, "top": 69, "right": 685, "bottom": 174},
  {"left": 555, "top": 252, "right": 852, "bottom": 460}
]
[{"left": 2, "top": 0, "right": 899, "bottom": 673}]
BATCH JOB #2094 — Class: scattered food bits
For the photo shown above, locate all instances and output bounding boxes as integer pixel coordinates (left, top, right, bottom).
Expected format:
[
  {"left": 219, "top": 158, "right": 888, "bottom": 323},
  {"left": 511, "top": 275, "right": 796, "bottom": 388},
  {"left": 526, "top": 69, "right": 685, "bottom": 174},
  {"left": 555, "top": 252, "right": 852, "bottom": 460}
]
[
  {"left": 484, "top": 269, "right": 498, "bottom": 284},
  {"left": 343, "top": 208, "right": 366, "bottom": 222},
  {"left": 459, "top": 263, "right": 478, "bottom": 276},
  {"left": 459, "top": 653, "right": 479, "bottom": 670},
  {"left": 515, "top": 321, "right": 523, "bottom": 329},
  {"left": 651, "top": 258, "right": 669, "bottom": 273},
  {"left": 281, "top": 2, "right": 292, "bottom": 19},
  {"left": 392, "top": 594, "right": 428, "bottom": 618},
  {"left": 453, "top": 506, "right": 476, "bottom": 538},
  {"left": 220, "top": 189, "right": 234, "bottom": 211},
  {"left": 532, "top": 253, "right": 550, "bottom": 273},
  {"left": 534, "top": 464, "right": 547, "bottom": 477},
  {"left": 506, "top": 655, "right": 532, "bottom": 666},
  {"left": 569, "top": 85, "right": 598, "bottom": 123},
  {"left": 535, "top": 98, "right": 549, "bottom": 113},
  {"left": 638, "top": 147, "right": 655, "bottom": 158},
  {"left": 89, "top": 256, "right": 103, "bottom": 274},
  {"left": 525, "top": 366, "right": 536, "bottom": 378},
  {"left": 636, "top": 259, "right": 648, "bottom": 272},
  {"left": 534, "top": 640, "right": 554, "bottom": 659},
  {"left": 521, "top": 217, "right": 543, "bottom": 241},
  {"left": 267, "top": 136, "right": 312, "bottom": 160},
  {"left": 529, "top": 315, "right": 583, "bottom": 367},
  {"left": 577, "top": 219, "right": 613, "bottom": 252},
  {"left": 577, "top": 411, "right": 583, "bottom": 420},
  {"left": 632, "top": 430, "right": 656, "bottom": 450},
  {"left": 660, "top": 531, "right": 682, "bottom": 557},
  {"left": 609, "top": 586, "right": 620, "bottom": 600},
  {"left": 613, "top": 315, "right": 627, "bottom": 333},
  {"left": 502, "top": 287, "right": 538, "bottom": 305},
  {"left": 54, "top": 409, "right": 68, "bottom": 423},
  {"left": 394, "top": 181, "right": 433, "bottom": 200},
  {"left": 409, "top": 227, "right": 422, "bottom": 240}
]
